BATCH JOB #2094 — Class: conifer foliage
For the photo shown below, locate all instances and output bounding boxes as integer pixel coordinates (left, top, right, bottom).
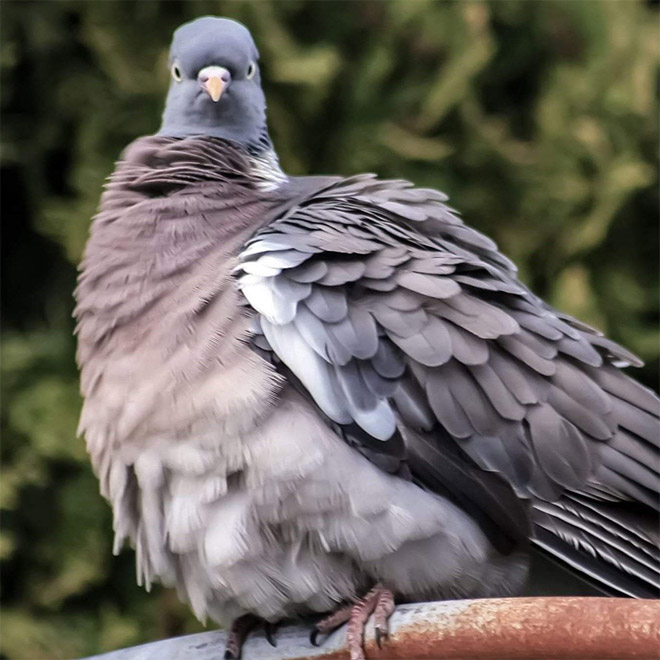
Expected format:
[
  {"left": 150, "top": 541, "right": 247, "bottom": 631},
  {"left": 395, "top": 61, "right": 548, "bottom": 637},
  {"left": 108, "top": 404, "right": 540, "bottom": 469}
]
[{"left": 1, "top": 2, "right": 657, "bottom": 658}]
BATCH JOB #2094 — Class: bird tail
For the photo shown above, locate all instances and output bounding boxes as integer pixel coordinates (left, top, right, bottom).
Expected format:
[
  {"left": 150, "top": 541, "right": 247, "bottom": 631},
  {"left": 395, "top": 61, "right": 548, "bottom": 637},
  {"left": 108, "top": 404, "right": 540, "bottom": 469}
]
[
  {"left": 532, "top": 422, "right": 659, "bottom": 599},
  {"left": 532, "top": 493, "right": 659, "bottom": 598},
  {"left": 531, "top": 367, "right": 659, "bottom": 599}
]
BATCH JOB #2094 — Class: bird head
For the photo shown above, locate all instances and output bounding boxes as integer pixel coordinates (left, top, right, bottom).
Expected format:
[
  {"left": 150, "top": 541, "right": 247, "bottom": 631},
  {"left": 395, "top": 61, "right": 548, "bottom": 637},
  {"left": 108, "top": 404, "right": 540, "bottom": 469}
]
[{"left": 158, "top": 17, "right": 270, "bottom": 150}]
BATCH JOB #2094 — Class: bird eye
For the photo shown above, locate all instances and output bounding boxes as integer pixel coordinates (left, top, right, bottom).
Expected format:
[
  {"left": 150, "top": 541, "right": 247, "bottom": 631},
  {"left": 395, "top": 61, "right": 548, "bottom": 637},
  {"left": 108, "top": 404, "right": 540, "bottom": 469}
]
[
  {"left": 246, "top": 61, "right": 256, "bottom": 79},
  {"left": 171, "top": 62, "right": 183, "bottom": 82}
]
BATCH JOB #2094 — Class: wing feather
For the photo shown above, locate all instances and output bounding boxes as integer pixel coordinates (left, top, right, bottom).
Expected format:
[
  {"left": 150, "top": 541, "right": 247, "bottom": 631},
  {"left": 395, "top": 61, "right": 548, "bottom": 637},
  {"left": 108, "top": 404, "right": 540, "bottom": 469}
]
[{"left": 237, "top": 175, "right": 660, "bottom": 596}]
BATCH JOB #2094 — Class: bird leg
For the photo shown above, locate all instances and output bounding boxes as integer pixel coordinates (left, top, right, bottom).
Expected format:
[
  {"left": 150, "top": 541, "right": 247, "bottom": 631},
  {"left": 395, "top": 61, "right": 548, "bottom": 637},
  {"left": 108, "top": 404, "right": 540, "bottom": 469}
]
[
  {"left": 311, "top": 584, "right": 395, "bottom": 660},
  {"left": 224, "top": 614, "right": 260, "bottom": 660}
]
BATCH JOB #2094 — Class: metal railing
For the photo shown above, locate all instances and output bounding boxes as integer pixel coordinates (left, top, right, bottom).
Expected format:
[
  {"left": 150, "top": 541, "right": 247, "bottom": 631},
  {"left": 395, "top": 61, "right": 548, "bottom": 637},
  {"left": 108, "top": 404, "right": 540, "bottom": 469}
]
[{"left": 84, "top": 597, "right": 660, "bottom": 660}]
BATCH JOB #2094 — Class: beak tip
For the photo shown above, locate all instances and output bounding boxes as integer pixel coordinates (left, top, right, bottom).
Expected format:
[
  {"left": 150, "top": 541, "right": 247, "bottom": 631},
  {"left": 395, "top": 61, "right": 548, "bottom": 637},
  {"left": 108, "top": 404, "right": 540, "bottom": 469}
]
[{"left": 206, "top": 77, "right": 225, "bottom": 103}]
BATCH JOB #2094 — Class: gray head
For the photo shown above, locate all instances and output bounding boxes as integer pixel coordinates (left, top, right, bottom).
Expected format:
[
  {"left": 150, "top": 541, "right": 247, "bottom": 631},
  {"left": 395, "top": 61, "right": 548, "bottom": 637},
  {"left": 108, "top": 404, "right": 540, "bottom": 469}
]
[{"left": 158, "top": 17, "right": 270, "bottom": 151}]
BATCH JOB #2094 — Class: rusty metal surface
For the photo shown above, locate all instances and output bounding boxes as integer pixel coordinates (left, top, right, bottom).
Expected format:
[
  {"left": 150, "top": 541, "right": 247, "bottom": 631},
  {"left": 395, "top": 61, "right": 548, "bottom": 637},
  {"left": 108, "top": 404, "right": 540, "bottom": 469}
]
[{"left": 83, "top": 597, "right": 660, "bottom": 660}]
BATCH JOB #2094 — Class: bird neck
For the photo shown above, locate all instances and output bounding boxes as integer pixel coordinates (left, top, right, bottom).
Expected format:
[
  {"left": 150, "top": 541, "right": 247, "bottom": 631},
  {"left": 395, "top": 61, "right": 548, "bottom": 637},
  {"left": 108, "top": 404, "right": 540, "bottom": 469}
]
[
  {"left": 159, "top": 116, "right": 286, "bottom": 191},
  {"left": 246, "top": 138, "right": 287, "bottom": 191}
]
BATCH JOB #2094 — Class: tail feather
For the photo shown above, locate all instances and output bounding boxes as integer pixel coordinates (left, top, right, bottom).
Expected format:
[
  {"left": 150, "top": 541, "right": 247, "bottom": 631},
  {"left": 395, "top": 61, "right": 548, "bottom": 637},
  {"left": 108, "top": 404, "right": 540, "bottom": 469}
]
[
  {"left": 596, "top": 464, "right": 659, "bottom": 510},
  {"left": 533, "top": 526, "right": 656, "bottom": 598},
  {"left": 532, "top": 369, "right": 659, "bottom": 599},
  {"left": 532, "top": 495, "right": 660, "bottom": 599},
  {"left": 571, "top": 495, "right": 660, "bottom": 553}
]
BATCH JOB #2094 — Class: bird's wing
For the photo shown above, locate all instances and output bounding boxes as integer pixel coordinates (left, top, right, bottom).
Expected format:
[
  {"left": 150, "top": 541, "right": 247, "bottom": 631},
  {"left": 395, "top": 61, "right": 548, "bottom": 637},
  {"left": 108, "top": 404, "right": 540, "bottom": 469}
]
[{"left": 236, "top": 174, "right": 660, "bottom": 597}]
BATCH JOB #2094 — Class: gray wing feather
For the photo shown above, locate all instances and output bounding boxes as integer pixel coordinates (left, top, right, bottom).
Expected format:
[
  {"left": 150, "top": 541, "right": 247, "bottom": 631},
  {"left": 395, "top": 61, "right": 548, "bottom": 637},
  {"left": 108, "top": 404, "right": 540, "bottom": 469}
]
[
  {"left": 371, "top": 340, "right": 406, "bottom": 379},
  {"left": 468, "top": 363, "right": 527, "bottom": 421},
  {"left": 445, "top": 321, "right": 490, "bottom": 365},
  {"left": 304, "top": 287, "right": 347, "bottom": 323},
  {"left": 425, "top": 371, "right": 473, "bottom": 439},
  {"left": 388, "top": 317, "right": 452, "bottom": 367},
  {"left": 358, "top": 360, "right": 400, "bottom": 398},
  {"left": 237, "top": 174, "right": 660, "bottom": 596},
  {"left": 328, "top": 306, "right": 379, "bottom": 360}
]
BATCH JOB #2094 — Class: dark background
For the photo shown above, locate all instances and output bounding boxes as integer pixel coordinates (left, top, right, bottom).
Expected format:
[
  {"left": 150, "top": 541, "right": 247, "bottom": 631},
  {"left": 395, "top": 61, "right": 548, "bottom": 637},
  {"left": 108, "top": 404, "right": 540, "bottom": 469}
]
[{"left": 1, "top": 1, "right": 658, "bottom": 658}]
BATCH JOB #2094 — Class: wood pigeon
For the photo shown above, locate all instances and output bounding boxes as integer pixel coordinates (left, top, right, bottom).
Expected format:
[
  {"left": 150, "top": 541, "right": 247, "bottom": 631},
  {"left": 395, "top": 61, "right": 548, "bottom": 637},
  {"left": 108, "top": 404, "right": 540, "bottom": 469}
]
[{"left": 75, "top": 16, "right": 660, "bottom": 660}]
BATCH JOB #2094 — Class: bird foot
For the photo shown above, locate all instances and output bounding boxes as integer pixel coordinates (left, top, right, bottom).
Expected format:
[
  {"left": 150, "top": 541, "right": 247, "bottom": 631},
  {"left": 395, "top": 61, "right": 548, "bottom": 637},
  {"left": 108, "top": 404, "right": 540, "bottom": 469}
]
[
  {"left": 310, "top": 602, "right": 354, "bottom": 646},
  {"left": 311, "top": 584, "right": 395, "bottom": 660},
  {"left": 224, "top": 614, "right": 278, "bottom": 659}
]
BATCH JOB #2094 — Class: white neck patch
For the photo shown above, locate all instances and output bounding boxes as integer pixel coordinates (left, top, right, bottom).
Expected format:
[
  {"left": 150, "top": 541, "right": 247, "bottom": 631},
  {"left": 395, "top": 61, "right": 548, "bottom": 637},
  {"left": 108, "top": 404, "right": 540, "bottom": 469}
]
[{"left": 248, "top": 150, "right": 288, "bottom": 191}]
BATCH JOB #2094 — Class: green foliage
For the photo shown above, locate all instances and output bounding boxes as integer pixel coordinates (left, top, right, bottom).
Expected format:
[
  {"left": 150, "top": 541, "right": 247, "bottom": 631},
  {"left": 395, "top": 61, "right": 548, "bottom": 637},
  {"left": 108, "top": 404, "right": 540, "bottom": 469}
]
[{"left": 1, "top": 1, "right": 658, "bottom": 657}]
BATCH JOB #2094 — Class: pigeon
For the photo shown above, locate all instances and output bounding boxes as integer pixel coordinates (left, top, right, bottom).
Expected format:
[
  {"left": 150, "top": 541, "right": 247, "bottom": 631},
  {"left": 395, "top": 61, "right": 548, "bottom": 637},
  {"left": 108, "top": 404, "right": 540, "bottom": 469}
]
[{"left": 75, "top": 16, "right": 660, "bottom": 660}]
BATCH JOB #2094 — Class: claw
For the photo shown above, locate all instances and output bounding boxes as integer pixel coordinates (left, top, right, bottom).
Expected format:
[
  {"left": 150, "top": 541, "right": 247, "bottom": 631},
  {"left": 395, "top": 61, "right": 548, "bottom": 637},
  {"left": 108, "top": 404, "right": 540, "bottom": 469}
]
[
  {"left": 375, "top": 625, "right": 388, "bottom": 649},
  {"left": 310, "top": 601, "right": 353, "bottom": 648},
  {"left": 372, "top": 586, "right": 394, "bottom": 652},
  {"left": 264, "top": 621, "right": 278, "bottom": 648},
  {"left": 309, "top": 587, "right": 394, "bottom": 658}
]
